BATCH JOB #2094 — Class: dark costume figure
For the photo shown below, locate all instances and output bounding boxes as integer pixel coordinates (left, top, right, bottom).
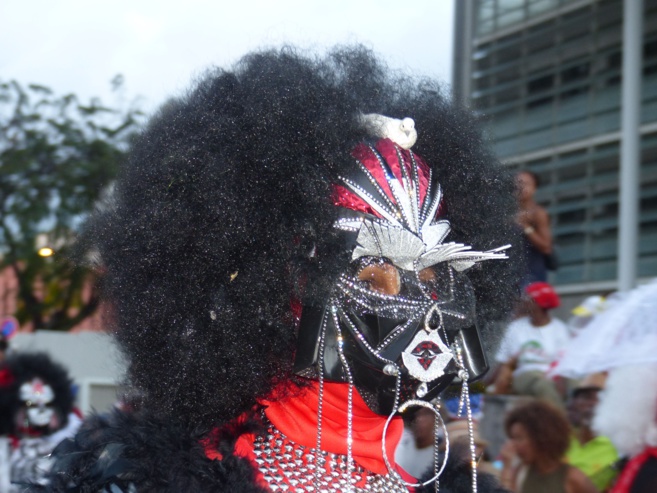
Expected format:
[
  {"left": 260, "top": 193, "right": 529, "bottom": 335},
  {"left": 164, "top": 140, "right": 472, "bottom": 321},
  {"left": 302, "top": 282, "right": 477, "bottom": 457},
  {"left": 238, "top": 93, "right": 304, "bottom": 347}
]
[
  {"left": 32, "top": 47, "right": 521, "bottom": 492},
  {"left": 0, "top": 352, "right": 79, "bottom": 491}
]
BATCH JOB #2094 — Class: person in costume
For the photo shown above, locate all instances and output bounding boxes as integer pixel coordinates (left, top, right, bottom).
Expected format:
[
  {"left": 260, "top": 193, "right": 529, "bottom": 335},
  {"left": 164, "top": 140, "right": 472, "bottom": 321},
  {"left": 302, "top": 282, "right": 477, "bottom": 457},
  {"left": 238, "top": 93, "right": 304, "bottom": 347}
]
[
  {"left": 550, "top": 279, "right": 657, "bottom": 493},
  {"left": 32, "top": 47, "right": 521, "bottom": 492},
  {"left": 594, "top": 364, "right": 657, "bottom": 493},
  {"left": 0, "top": 352, "right": 81, "bottom": 491},
  {"left": 589, "top": 281, "right": 657, "bottom": 493}
]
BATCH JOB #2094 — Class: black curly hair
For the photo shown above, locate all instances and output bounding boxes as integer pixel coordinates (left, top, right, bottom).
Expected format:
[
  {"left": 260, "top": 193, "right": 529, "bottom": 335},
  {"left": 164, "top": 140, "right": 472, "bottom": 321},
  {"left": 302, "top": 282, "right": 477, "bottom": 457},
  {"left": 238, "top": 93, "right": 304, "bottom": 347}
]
[
  {"left": 85, "top": 45, "right": 521, "bottom": 431},
  {"left": 0, "top": 352, "right": 74, "bottom": 435}
]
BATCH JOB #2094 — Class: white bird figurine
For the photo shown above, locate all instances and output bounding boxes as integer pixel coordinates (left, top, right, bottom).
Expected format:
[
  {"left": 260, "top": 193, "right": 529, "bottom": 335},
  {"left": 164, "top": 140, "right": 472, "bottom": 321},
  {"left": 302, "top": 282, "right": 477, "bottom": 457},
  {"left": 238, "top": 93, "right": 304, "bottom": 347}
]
[{"left": 360, "top": 113, "right": 418, "bottom": 149}]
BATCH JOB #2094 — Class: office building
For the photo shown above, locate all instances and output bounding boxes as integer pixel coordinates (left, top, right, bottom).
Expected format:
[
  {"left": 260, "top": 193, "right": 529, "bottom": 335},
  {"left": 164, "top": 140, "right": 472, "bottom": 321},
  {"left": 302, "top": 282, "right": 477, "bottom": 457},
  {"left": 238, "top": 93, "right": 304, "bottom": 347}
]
[{"left": 453, "top": 0, "right": 657, "bottom": 298}]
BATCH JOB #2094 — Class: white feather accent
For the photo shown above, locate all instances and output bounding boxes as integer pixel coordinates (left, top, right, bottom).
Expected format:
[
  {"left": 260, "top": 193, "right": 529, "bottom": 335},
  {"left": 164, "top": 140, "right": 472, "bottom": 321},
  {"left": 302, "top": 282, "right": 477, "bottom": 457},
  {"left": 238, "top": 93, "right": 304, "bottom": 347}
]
[
  {"left": 351, "top": 218, "right": 509, "bottom": 272},
  {"left": 387, "top": 178, "right": 418, "bottom": 232},
  {"left": 593, "top": 363, "right": 657, "bottom": 456},
  {"left": 352, "top": 221, "right": 425, "bottom": 270},
  {"left": 421, "top": 221, "right": 451, "bottom": 249}
]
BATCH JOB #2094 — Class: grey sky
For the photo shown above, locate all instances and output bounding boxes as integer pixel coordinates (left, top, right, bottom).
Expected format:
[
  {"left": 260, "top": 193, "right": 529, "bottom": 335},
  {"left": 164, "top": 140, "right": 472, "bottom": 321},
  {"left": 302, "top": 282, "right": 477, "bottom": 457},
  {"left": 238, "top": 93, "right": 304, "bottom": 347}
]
[{"left": 1, "top": 0, "right": 454, "bottom": 114}]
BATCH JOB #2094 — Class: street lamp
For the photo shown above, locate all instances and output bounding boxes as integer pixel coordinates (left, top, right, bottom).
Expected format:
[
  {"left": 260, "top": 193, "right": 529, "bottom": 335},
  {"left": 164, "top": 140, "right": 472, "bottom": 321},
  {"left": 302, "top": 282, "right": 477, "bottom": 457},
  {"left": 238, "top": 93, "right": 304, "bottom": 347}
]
[{"left": 35, "top": 233, "right": 54, "bottom": 257}]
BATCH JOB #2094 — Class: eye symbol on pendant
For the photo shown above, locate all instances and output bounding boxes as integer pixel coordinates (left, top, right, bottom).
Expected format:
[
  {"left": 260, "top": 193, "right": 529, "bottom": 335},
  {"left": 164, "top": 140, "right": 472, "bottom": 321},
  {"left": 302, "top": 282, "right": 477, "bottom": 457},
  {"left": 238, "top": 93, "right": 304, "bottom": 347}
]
[
  {"left": 401, "top": 330, "right": 454, "bottom": 383},
  {"left": 412, "top": 341, "right": 442, "bottom": 370}
]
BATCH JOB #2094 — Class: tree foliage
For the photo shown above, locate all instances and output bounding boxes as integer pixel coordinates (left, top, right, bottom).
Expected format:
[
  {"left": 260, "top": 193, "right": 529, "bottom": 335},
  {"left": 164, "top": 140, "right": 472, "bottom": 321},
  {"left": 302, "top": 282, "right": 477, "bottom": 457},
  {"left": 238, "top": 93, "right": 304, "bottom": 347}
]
[{"left": 0, "top": 79, "right": 142, "bottom": 331}]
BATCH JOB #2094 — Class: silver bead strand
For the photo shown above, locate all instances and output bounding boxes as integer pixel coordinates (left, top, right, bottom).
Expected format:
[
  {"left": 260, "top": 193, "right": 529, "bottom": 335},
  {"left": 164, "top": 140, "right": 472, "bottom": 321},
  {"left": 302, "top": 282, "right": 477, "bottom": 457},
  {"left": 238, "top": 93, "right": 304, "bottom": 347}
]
[
  {"left": 314, "top": 307, "right": 331, "bottom": 490},
  {"left": 382, "top": 398, "right": 450, "bottom": 488},
  {"left": 433, "top": 397, "right": 442, "bottom": 493},
  {"left": 455, "top": 343, "right": 478, "bottom": 493},
  {"left": 334, "top": 317, "right": 355, "bottom": 492}
]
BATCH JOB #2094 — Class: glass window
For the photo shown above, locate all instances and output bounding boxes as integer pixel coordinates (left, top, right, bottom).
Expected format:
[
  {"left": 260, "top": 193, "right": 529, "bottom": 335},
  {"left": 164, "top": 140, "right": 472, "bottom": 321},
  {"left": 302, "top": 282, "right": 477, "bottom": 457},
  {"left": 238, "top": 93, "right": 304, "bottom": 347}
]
[
  {"left": 562, "top": 62, "right": 590, "bottom": 83},
  {"left": 557, "top": 160, "right": 587, "bottom": 182},
  {"left": 477, "top": 0, "right": 496, "bottom": 20},
  {"left": 528, "top": 0, "right": 558, "bottom": 16},
  {"left": 498, "top": 0, "right": 525, "bottom": 9},
  {"left": 470, "top": 0, "right": 657, "bottom": 285},
  {"left": 527, "top": 74, "right": 554, "bottom": 94}
]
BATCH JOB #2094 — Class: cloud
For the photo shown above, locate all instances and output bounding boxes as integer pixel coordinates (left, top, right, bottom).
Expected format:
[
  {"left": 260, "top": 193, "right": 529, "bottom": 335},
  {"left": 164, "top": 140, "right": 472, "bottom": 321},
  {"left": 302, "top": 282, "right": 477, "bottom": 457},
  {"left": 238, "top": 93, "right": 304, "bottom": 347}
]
[{"left": 0, "top": 0, "right": 454, "bottom": 114}]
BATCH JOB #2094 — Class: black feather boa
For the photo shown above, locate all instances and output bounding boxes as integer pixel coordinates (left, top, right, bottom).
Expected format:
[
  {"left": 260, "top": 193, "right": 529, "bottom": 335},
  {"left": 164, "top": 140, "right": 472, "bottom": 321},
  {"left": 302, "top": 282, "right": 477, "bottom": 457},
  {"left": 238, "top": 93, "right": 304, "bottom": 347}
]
[
  {"left": 26, "top": 410, "right": 267, "bottom": 493},
  {"left": 27, "top": 409, "right": 508, "bottom": 493}
]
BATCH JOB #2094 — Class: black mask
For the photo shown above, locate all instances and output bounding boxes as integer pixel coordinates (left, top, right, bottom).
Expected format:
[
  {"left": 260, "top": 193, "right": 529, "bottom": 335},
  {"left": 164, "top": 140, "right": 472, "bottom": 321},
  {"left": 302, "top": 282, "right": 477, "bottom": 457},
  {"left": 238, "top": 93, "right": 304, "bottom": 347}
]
[{"left": 294, "top": 137, "right": 507, "bottom": 415}]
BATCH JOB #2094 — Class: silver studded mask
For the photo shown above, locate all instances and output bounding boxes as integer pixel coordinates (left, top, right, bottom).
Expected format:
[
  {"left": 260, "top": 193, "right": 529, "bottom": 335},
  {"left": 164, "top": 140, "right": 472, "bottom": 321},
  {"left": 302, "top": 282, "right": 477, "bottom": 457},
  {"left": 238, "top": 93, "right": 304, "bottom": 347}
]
[{"left": 294, "top": 134, "right": 508, "bottom": 414}]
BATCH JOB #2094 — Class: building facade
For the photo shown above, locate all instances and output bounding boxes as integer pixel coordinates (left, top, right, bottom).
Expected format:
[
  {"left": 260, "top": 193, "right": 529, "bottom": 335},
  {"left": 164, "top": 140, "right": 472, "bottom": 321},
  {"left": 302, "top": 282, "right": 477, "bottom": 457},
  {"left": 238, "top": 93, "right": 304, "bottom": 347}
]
[{"left": 453, "top": 0, "right": 657, "bottom": 298}]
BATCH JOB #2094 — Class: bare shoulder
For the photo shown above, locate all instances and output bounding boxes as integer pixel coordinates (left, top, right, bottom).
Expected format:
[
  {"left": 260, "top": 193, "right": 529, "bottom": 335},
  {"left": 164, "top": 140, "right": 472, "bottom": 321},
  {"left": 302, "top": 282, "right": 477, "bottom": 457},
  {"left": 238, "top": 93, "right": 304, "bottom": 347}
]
[
  {"left": 532, "top": 204, "right": 550, "bottom": 221},
  {"left": 566, "top": 465, "right": 599, "bottom": 493}
]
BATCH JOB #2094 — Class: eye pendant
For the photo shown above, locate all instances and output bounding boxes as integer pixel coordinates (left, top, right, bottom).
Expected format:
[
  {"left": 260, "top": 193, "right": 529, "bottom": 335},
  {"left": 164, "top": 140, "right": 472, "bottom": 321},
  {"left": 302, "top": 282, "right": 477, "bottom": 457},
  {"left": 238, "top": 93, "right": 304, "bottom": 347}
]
[{"left": 401, "top": 329, "right": 454, "bottom": 383}]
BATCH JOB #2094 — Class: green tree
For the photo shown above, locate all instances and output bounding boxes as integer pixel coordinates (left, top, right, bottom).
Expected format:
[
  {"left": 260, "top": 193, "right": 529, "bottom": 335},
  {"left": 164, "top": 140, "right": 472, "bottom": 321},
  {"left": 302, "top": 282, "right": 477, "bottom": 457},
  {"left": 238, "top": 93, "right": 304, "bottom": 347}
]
[{"left": 0, "top": 79, "right": 142, "bottom": 331}]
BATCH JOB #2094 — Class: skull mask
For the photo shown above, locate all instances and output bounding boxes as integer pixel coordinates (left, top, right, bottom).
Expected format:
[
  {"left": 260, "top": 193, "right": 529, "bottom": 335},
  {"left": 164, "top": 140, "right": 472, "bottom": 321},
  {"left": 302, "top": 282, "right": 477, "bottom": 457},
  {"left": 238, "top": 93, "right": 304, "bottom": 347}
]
[{"left": 18, "top": 377, "right": 56, "bottom": 429}]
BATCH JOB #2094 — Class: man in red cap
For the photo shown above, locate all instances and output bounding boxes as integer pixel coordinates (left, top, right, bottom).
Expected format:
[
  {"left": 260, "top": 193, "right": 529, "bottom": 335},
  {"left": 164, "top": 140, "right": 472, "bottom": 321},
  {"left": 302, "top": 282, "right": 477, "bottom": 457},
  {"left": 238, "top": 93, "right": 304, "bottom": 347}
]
[{"left": 494, "top": 281, "right": 570, "bottom": 407}]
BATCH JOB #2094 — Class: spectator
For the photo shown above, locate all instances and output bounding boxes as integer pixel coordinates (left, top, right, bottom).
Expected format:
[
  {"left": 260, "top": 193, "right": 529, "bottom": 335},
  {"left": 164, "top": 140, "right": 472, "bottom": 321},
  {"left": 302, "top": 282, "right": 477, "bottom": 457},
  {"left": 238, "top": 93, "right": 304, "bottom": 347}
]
[
  {"left": 395, "top": 406, "right": 442, "bottom": 479},
  {"left": 516, "top": 170, "right": 554, "bottom": 285},
  {"left": 494, "top": 282, "right": 570, "bottom": 407},
  {"left": 566, "top": 295, "right": 608, "bottom": 336},
  {"left": 396, "top": 397, "right": 490, "bottom": 479},
  {"left": 444, "top": 420, "right": 497, "bottom": 477},
  {"left": 566, "top": 374, "right": 619, "bottom": 491},
  {"left": 500, "top": 400, "right": 598, "bottom": 493}
]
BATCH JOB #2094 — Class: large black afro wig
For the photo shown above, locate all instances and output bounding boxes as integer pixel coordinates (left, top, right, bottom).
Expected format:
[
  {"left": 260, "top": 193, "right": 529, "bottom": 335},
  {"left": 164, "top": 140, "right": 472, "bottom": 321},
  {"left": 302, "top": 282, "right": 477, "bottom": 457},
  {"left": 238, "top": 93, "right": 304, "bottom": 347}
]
[
  {"left": 86, "top": 46, "right": 521, "bottom": 431},
  {"left": 0, "top": 352, "right": 74, "bottom": 434}
]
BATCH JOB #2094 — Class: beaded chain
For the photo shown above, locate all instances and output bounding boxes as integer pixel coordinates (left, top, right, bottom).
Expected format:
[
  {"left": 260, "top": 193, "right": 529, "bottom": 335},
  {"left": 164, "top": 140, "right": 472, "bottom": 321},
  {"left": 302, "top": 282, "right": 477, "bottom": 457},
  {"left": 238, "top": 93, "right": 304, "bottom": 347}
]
[{"left": 252, "top": 419, "right": 409, "bottom": 492}]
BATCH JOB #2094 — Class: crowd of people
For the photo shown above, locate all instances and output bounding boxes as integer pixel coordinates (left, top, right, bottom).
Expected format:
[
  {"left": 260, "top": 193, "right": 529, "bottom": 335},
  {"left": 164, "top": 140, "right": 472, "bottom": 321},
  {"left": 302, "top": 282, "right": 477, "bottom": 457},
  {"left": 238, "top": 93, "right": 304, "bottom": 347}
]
[
  {"left": 392, "top": 274, "right": 657, "bottom": 493},
  {"left": 390, "top": 166, "right": 653, "bottom": 491}
]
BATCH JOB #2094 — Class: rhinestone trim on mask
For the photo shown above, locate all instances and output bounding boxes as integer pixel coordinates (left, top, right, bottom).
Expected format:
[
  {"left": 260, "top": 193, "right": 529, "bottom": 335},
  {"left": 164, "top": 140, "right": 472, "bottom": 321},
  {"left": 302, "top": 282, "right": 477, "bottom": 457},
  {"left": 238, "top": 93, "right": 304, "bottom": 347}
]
[{"left": 252, "top": 419, "right": 410, "bottom": 492}]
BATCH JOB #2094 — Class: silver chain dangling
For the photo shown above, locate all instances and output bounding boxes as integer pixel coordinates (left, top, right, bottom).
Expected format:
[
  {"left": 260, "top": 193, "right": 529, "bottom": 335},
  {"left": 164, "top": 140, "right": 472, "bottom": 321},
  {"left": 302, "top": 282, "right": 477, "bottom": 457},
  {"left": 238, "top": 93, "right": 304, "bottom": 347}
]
[
  {"left": 455, "top": 342, "right": 478, "bottom": 493},
  {"left": 315, "top": 307, "right": 331, "bottom": 489},
  {"left": 433, "top": 397, "right": 443, "bottom": 493},
  {"left": 334, "top": 315, "right": 355, "bottom": 492},
  {"left": 382, "top": 398, "right": 450, "bottom": 489}
]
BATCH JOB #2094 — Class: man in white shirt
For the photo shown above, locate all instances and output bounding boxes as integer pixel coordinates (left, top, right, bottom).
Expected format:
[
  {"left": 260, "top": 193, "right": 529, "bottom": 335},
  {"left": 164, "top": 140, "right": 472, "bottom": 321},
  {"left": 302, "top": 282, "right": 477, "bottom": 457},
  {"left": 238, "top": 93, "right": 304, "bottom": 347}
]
[
  {"left": 395, "top": 407, "right": 438, "bottom": 479},
  {"left": 495, "top": 282, "right": 570, "bottom": 407}
]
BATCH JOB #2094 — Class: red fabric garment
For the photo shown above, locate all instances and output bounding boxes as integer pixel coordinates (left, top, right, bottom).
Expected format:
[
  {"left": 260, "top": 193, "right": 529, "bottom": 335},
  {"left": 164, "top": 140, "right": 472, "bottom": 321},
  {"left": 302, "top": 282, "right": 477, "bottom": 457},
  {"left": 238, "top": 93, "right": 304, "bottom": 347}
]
[
  {"left": 611, "top": 447, "right": 657, "bottom": 493},
  {"left": 332, "top": 184, "right": 379, "bottom": 217},
  {"left": 260, "top": 381, "right": 405, "bottom": 477},
  {"left": 204, "top": 381, "right": 415, "bottom": 491}
]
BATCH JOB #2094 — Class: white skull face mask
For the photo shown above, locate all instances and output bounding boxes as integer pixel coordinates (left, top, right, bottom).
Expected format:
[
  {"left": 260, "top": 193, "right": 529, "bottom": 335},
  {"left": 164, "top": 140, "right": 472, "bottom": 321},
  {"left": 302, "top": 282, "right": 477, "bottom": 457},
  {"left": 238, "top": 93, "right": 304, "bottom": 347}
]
[{"left": 19, "top": 378, "right": 55, "bottom": 428}]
